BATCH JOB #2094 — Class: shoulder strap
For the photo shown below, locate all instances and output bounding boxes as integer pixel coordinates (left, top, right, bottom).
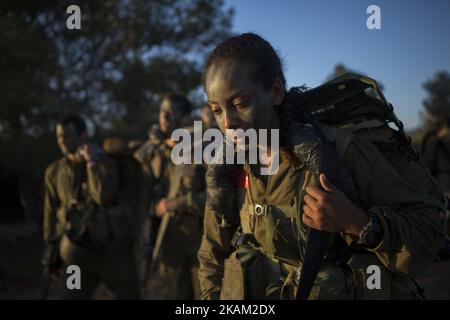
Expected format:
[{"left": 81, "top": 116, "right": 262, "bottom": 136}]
[{"left": 320, "top": 125, "right": 355, "bottom": 160}]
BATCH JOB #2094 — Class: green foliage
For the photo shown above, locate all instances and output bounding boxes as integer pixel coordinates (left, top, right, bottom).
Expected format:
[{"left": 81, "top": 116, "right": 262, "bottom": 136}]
[
  {"left": 0, "top": 0, "right": 234, "bottom": 178},
  {"left": 422, "top": 70, "right": 450, "bottom": 120},
  {"left": 326, "top": 63, "right": 384, "bottom": 90}
]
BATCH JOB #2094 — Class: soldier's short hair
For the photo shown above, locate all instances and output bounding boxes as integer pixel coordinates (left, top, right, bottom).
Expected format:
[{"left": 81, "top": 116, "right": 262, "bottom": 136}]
[
  {"left": 163, "top": 93, "right": 192, "bottom": 116},
  {"left": 204, "top": 33, "right": 286, "bottom": 91},
  {"left": 58, "top": 113, "right": 87, "bottom": 136}
]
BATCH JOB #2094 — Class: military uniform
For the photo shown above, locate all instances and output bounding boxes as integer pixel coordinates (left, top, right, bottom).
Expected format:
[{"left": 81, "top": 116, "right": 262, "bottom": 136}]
[
  {"left": 43, "top": 154, "right": 142, "bottom": 299},
  {"left": 134, "top": 128, "right": 174, "bottom": 216},
  {"left": 156, "top": 163, "right": 206, "bottom": 299},
  {"left": 198, "top": 125, "right": 446, "bottom": 300},
  {"left": 135, "top": 128, "right": 206, "bottom": 299},
  {"left": 134, "top": 128, "right": 173, "bottom": 285}
]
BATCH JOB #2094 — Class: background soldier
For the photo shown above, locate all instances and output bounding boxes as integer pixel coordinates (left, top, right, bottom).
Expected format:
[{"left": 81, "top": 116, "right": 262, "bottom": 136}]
[
  {"left": 135, "top": 94, "right": 205, "bottom": 299},
  {"left": 42, "top": 114, "right": 141, "bottom": 299},
  {"left": 153, "top": 161, "right": 205, "bottom": 299}
]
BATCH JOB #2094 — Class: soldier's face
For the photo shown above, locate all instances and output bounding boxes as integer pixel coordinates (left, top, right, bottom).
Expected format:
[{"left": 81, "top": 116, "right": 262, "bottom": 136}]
[
  {"left": 159, "top": 98, "right": 183, "bottom": 134},
  {"left": 56, "top": 123, "right": 81, "bottom": 155},
  {"left": 205, "top": 62, "right": 284, "bottom": 145}
]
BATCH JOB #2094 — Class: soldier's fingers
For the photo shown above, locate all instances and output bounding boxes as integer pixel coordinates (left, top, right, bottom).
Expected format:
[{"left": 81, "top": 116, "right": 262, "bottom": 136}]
[
  {"left": 305, "top": 184, "right": 325, "bottom": 200},
  {"left": 302, "top": 210, "right": 315, "bottom": 227},
  {"left": 303, "top": 204, "right": 315, "bottom": 218},
  {"left": 303, "top": 194, "right": 319, "bottom": 211}
]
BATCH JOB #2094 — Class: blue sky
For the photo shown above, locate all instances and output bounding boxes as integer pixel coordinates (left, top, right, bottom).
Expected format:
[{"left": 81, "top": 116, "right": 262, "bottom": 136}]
[{"left": 224, "top": 0, "right": 450, "bottom": 129}]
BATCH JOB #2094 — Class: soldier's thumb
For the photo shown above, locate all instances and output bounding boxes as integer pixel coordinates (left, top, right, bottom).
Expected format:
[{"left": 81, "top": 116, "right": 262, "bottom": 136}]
[{"left": 319, "top": 174, "right": 335, "bottom": 192}]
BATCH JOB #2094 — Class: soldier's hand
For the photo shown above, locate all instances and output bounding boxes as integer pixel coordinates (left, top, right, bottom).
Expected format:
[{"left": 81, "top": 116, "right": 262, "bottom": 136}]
[
  {"left": 155, "top": 199, "right": 168, "bottom": 217},
  {"left": 79, "top": 144, "right": 99, "bottom": 165},
  {"left": 302, "top": 174, "right": 368, "bottom": 236}
]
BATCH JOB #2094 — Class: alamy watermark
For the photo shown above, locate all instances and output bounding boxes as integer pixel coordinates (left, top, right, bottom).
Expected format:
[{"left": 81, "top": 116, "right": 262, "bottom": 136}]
[
  {"left": 366, "top": 265, "right": 381, "bottom": 290},
  {"left": 66, "top": 5, "right": 81, "bottom": 30},
  {"left": 171, "top": 121, "right": 280, "bottom": 176},
  {"left": 65, "top": 5, "right": 380, "bottom": 31},
  {"left": 366, "top": 5, "right": 381, "bottom": 30},
  {"left": 66, "top": 265, "right": 81, "bottom": 290}
]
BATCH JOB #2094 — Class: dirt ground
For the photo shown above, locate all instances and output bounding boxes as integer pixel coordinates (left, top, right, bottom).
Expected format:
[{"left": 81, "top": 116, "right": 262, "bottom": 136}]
[
  {"left": 0, "top": 221, "right": 449, "bottom": 300},
  {"left": 0, "top": 220, "right": 167, "bottom": 300}
]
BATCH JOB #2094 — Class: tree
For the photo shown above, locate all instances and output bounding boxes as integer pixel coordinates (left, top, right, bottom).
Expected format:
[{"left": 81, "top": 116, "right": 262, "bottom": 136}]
[
  {"left": 422, "top": 70, "right": 450, "bottom": 121},
  {"left": 0, "top": 0, "right": 234, "bottom": 220},
  {"left": 326, "top": 63, "right": 353, "bottom": 81},
  {"left": 1, "top": 0, "right": 233, "bottom": 140},
  {"left": 325, "top": 63, "right": 384, "bottom": 90}
]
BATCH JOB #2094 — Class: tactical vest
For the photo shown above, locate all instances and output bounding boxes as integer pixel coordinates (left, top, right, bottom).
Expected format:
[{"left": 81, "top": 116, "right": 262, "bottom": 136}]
[{"left": 57, "top": 154, "right": 141, "bottom": 252}]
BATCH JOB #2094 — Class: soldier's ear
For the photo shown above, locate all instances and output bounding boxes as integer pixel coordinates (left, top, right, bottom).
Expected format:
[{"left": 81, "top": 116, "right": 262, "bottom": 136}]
[{"left": 271, "top": 78, "right": 285, "bottom": 107}]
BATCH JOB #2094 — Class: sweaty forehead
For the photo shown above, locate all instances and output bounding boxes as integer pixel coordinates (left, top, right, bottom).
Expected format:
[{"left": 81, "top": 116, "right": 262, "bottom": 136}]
[{"left": 205, "top": 62, "right": 256, "bottom": 102}]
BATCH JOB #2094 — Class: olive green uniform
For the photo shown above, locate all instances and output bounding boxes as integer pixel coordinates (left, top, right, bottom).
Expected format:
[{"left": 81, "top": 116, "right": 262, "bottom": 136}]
[
  {"left": 157, "top": 163, "right": 206, "bottom": 299},
  {"left": 135, "top": 132, "right": 206, "bottom": 299},
  {"left": 135, "top": 135, "right": 174, "bottom": 217},
  {"left": 198, "top": 126, "right": 445, "bottom": 300},
  {"left": 43, "top": 155, "right": 141, "bottom": 299},
  {"left": 134, "top": 134, "right": 174, "bottom": 286}
]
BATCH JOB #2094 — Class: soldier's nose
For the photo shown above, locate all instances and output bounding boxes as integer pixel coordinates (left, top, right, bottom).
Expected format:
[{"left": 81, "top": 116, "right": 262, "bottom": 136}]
[{"left": 224, "top": 112, "right": 238, "bottom": 130}]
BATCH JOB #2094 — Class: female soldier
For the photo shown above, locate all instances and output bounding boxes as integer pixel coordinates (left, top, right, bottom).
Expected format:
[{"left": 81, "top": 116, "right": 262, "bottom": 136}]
[{"left": 197, "top": 33, "right": 446, "bottom": 300}]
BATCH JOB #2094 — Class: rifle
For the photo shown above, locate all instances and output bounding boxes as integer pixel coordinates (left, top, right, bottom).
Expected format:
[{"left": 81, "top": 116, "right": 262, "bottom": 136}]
[
  {"left": 148, "top": 210, "right": 174, "bottom": 273},
  {"left": 141, "top": 183, "right": 166, "bottom": 284},
  {"left": 136, "top": 137, "right": 172, "bottom": 285},
  {"left": 141, "top": 171, "right": 182, "bottom": 284},
  {"left": 147, "top": 166, "right": 184, "bottom": 274}
]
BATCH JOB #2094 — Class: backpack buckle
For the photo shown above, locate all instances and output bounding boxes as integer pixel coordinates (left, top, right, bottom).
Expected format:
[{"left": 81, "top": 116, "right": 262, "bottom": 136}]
[{"left": 250, "top": 204, "right": 267, "bottom": 216}]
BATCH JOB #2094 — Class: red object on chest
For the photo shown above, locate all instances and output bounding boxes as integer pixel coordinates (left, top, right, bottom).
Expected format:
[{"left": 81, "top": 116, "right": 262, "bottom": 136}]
[{"left": 232, "top": 169, "right": 248, "bottom": 189}]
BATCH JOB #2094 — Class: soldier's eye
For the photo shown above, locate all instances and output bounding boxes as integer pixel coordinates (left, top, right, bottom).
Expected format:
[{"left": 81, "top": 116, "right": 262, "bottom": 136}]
[
  {"left": 212, "top": 109, "right": 222, "bottom": 116},
  {"left": 234, "top": 98, "right": 251, "bottom": 110}
]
